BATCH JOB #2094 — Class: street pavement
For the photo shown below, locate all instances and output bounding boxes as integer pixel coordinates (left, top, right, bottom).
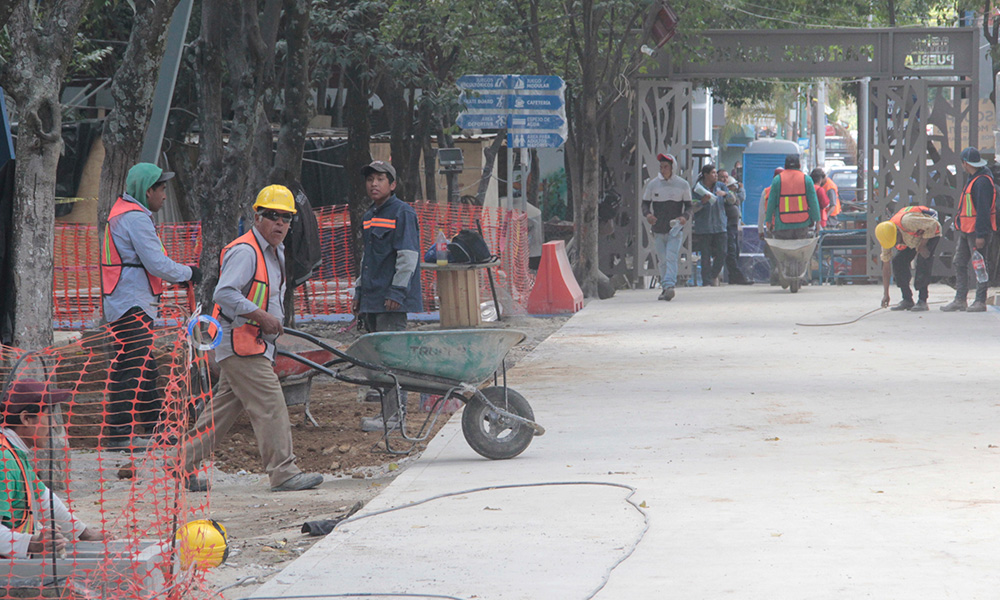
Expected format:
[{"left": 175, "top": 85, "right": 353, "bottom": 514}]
[{"left": 252, "top": 283, "right": 1000, "bottom": 599}]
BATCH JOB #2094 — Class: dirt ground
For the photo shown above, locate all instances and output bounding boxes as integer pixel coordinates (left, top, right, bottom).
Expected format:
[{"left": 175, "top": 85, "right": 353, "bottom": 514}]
[{"left": 64, "top": 314, "right": 567, "bottom": 599}]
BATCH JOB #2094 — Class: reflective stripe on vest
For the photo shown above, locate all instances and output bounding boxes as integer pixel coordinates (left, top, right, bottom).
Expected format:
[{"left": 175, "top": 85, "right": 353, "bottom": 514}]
[
  {"left": 890, "top": 205, "right": 939, "bottom": 250},
  {"left": 364, "top": 217, "right": 396, "bottom": 230},
  {"left": 822, "top": 179, "right": 841, "bottom": 217},
  {"left": 211, "top": 230, "right": 269, "bottom": 357},
  {"left": 957, "top": 174, "right": 997, "bottom": 234},
  {"left": 778, "top": 170, "right": 810, "bottom": 224},
  {"left": 101, "top": 198, "right": 165, "bottom": 298},
  {"left": 0, "top": 437, "right": 34, "bottom": 534}
]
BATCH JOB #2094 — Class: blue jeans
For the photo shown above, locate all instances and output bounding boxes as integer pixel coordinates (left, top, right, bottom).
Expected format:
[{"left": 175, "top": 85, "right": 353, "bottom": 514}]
[{"left": 654, "top": 224, "right": 684, "bottom": 288}]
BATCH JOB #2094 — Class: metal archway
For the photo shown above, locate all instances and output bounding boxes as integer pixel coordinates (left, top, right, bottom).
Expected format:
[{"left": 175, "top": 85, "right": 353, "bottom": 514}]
[{"left": 605, "top": 27, "right": 984, "bottom": 284}]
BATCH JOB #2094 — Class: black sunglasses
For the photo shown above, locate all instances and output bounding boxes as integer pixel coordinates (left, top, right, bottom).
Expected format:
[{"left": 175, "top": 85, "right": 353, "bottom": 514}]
[{"left": 259, "top": 210, "right": 293, "bottom": 224}]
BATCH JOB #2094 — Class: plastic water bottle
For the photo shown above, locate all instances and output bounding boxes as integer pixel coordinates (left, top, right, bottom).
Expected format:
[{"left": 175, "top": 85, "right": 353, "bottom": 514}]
[
  {"left": 972, "top": 250, "right": 988, "bottom": 283},
  {"left": 435, "top": 231, "right": 449, "bottom": 265}
]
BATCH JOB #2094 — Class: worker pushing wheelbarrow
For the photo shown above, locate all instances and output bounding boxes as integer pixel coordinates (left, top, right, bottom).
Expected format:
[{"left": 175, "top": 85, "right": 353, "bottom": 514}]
[
  {"left": 276, "top": 328, "right": 544, "bottom": 460},
  {"left": 762, "top": 154, "right": 823, "bottom": 293}
]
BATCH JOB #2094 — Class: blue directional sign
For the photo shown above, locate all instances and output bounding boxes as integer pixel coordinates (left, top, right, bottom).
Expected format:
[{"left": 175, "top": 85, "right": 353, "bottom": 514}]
[
  {"left": 507, "top": 132, "right": 566, "bottom": 148},
  {"left": 459, "top": 92, "right": 508, "bottom": 111},
  {"left": 508, "top": 114, "right": 565, "bottom": 130},
  {"left": 457, "top": 75, "right": 510, "bottom": 90},
  {"left": 509, "top": 75, "right": 565, "bottom": 91},
  {"left": 456, "top": 113, "right": 508, "bottom": 129},
  {"left": 508, "top": 94, "right": 563, "bottom": 111}
]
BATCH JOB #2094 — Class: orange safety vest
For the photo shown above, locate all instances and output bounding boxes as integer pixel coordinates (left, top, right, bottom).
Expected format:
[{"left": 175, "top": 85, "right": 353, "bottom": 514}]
[
  {"left": 822, "top": 178, "right": 841, "bottom": 217},
  {"left": 212, "top": 230, "right": 271, "bottom": 357},
  {"left": 890, "top": 205, "right": 939, "bottom": 250},
  {"left": 777, "top": 170, "right": 810, "bottom": 225},
  {"left": 0, "top": 436, "right": 35, "bottom": 534},
  {"left": 957, "top": 174, "right": 997, "bottom": 234},
  {"left": 100, "top": 198, "right": 165, "bottom": 298}
]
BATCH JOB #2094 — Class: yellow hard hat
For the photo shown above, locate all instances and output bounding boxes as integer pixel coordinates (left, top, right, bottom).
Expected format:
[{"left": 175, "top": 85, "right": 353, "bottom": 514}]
[
  {"left": 875, "top": 221, "right": 897, "bottom": 249},
  {"left": 252, "top": 185, "right": 297, "bottom": 214},
  {"left": 176, "top": 519, "right": 229, "bottom": 570}
]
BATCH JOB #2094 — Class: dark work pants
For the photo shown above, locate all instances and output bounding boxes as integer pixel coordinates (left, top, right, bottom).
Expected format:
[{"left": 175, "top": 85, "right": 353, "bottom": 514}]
[
  {"left": 892, "top": 237, "right": 939, "bottom": 302},
  {"left": 693, "top": 232, "right": 727, "bottom": 285},
  {"left": 952, "top": 232, "right": 990, "bottom": 303},
  {"left": 360, "top": 312, "right": 408, "bottom": 421},
  {"left": 723, "top": 206, "right": 747, "bottom": 283},
  {"left": 107, "top": 307, "right": 162, "bottom": 436}
]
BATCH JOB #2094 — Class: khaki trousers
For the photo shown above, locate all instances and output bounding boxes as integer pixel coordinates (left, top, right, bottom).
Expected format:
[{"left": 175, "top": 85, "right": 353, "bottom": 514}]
[{"left": 184, "top": 354, "right": 300, "bottom": 488}]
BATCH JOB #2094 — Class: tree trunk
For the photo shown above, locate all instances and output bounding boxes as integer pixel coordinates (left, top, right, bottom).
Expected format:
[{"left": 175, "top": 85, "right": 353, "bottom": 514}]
[
  {"left": 97, "top": 0, "right": 184, "bottom": 227},
  {"left": 271, "top": 0, "right": 312, "bottom": 184},
  {"left": 193, "top": 1, "right": 274, "bottom": 304},
  {"left": 0, "top": 0, "right": 89, "bottom": 349},
  {"left": 343, "top": 62, "right": 372, "bottom": 273},
  {"left": 571, "top": 0, "right": 601, "bottom": 298},
  {"left": 476, "top": 130, "right": 506, "bottom": 206},
  {"left": 379, "top": 78, "right": 412, "bottom": 200}
]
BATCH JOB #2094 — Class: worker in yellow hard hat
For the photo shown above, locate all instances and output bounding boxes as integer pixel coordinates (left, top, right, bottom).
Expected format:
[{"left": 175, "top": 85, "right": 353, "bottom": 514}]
[
  {"left": 183, "top": 185, "right": 324, "bottom": 494},
  {"left": 877, "top": 205, "right": 942, "bottom": 311}
]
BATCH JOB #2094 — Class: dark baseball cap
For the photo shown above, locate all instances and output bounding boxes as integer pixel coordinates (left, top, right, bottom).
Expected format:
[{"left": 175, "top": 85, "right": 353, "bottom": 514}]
[
  {"left": 656, "top": 153, "right": 675, "bottom": 163},
  {"left": 154, "top": 170, "right": 175, "bottom": 185},
  {"left": 961, "top": 146, "right": 987, "bottom": 168},
  {"left": 1, "top": 379, "right": 70, "bottom": 414},
  {"left": 361, "top": 160, "right": 396, "bottom": 181}
]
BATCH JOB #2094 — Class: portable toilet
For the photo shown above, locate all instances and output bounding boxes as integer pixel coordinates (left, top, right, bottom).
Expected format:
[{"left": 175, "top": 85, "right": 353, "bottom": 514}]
[
  {"left": 742, "top": 138, "right": 802, "bottom": 226},
  {"left": 739, "top": 139, "right": 802, "bottom": 283}
]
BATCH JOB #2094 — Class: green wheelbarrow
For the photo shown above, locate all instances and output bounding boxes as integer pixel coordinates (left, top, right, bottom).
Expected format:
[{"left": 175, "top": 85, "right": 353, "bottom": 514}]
[{"left": 278, "top": 328, "right": 545, "bottom": 460}]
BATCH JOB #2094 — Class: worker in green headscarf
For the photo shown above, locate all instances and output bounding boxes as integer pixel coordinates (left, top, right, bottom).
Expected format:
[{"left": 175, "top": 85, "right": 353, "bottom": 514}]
[{"left": 100, "top": 162, "right": 202, "bottom": 451}]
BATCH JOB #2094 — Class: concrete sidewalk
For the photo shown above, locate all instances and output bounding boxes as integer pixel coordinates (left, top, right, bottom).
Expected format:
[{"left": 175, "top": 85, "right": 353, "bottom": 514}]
[{"left": 253, "top": 283, "right": 1000, "bottom": 599}]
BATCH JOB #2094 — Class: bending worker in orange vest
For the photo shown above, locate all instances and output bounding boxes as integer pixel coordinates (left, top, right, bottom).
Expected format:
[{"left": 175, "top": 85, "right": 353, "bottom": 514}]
[
  {"left": 941, "top": 146, "right": 996, "bottom": 313},
  {"left": 764, "top": 154, "right": 821, "bottom": 240},
  {"left": 875, "top": 206, "right": 941, "bottom": 312},
  {"left": 183, "top": 186, "right": 323, "bottom": 493},
  {"left": 100, "top": 163, "right": 201, "bottom": 451}
]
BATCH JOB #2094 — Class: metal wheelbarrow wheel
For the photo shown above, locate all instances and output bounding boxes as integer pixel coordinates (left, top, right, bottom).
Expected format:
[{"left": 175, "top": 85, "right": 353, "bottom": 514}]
[{"left": 462, "top": 386, "right": 535, "bottom": 460}]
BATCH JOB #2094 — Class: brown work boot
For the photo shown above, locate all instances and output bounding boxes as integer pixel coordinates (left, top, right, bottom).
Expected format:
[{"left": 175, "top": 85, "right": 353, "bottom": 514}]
[
  {"left": 939, "top": 299, "right": 967, "bottom": 312},
  {"left": 966, "top": 300, "right": 987, "bottom": 312},
  {"left": 889, "top": 299, "right": 914, "bottom": 311}
]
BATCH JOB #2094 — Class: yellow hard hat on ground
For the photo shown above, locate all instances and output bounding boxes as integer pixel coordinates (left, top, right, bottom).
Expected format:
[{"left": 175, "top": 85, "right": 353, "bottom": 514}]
[
  {"left": 875, "top": 221, "right": 897, "bottom": 249},
  {"left": 176, "top": 519, "right": 229, "bottom": 570},
  {"left": 253, "top": 185, "right": 297, "bottom": 214}
]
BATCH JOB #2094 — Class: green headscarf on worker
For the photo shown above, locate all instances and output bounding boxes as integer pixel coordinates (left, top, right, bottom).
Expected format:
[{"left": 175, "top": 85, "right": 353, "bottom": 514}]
[{"left": 125, "top": 163, "right": 167, "bottom": 209}]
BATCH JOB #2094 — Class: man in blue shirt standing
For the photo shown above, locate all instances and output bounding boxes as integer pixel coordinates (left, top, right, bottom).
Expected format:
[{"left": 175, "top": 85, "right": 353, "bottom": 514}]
[{"left": 353, "top": 160, "right": 422, "bottom": 432}]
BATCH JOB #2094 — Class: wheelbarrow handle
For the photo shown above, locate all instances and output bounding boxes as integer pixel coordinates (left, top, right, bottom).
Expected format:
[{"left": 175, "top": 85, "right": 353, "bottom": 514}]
[{"left": 281, "top": 328, "right": 391, "bottom": 375}]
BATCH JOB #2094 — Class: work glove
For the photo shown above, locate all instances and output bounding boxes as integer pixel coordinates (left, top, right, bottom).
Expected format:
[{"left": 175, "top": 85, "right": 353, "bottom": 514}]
[{"left": 189, "top": 266, "right": 203, "bottom": 284}]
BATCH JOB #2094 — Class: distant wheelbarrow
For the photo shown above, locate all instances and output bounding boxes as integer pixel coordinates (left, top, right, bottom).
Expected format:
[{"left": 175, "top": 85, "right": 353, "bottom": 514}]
[
  {"left": 765, "top": 236, "right": 819, "bottom": 293},
  {"left": 272, "top": 336, "right": 336, "bottom": 427},
  {"left": 277, "top": 328, "right": 544, "bottom": 460}
]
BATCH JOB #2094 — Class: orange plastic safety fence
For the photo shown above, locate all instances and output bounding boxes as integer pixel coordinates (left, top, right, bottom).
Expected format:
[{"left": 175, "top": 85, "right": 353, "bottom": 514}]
[
  {"left": 0, "top": 305, "right": 217, "bottom": 599},
  {"left": 54, "top": 223, "right": 200, "bottom": 330},
  {"left": 53, "top": 204, "right": 533, "bottom": 328}
]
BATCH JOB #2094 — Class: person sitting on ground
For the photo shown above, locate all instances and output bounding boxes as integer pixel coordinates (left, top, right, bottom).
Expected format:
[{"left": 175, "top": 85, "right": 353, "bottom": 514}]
[
  {"left": 875, "top": 206, "right": 941, "bottom": 312},
  {"left": 0, "top": 379, "right": 109, "bottom": 558}
]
